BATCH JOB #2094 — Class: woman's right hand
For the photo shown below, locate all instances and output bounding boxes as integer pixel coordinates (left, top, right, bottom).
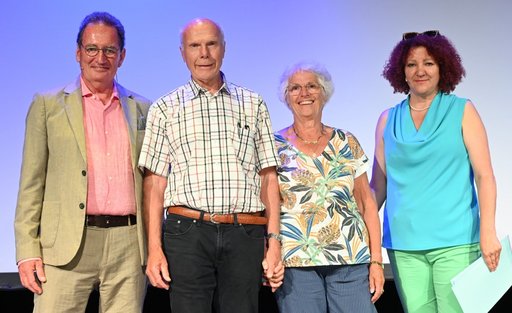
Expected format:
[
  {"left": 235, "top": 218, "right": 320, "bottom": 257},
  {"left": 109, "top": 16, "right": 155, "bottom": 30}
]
[{"left": 369, "top": 262, "right": 385, "bottom": 303}]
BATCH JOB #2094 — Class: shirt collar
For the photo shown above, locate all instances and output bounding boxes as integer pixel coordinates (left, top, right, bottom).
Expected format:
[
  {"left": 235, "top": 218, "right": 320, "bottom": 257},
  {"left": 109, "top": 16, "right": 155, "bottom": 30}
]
[
  {"left": 80, "top": 77, "right": 119, "bottom": 101},
  {"left": 188, "top": 71, "right": 231, "bottom": 97}
]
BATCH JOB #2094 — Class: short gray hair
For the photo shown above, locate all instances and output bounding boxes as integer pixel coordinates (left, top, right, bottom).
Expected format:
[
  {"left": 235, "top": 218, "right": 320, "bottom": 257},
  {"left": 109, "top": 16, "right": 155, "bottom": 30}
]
[{"left": 278, "top": 62, "right": 334, "bottom": 106}]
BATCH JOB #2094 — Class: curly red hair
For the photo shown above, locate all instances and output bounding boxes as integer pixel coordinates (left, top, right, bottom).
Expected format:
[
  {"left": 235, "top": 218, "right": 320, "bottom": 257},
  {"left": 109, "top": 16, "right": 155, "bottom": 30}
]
[{"left": 383, "top": 33, "right": 466, "bottom": 94}]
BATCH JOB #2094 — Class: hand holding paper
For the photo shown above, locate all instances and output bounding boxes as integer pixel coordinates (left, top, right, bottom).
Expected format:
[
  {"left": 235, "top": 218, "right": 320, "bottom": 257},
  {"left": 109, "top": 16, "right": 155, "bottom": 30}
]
[{"left": 451, "top": 236, "right": 512, "bottom": 313}]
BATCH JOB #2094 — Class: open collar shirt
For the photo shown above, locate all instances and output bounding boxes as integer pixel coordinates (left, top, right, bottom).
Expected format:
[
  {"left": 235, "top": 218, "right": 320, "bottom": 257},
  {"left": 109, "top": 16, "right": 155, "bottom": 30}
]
[
  {"left": 139, "top": 74, "right": 279, "bottom": 214},
  {"left": 81, "top": 78, "right": 136, "bottom": 216}
]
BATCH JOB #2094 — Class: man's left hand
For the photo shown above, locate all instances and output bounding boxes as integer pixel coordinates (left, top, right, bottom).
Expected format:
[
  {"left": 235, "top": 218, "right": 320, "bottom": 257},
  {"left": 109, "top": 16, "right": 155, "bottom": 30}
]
[{"left": 262, "top": 243, "right": 284, "bottom": 292}]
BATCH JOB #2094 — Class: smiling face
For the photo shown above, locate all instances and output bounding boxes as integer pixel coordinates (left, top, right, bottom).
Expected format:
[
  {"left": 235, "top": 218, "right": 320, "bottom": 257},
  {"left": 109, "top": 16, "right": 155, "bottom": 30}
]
[
  {"left": 286, "top": 71, "right": 326, "bottom": 120},
  {"left": 180, "top": 19, "right": 225, "bottom": 92},
  {"left": 404, "top": 46, "right": 440, "bottom": 99},
  {"left": 76, "top": 23, "right": 125, "bottom": 90}
]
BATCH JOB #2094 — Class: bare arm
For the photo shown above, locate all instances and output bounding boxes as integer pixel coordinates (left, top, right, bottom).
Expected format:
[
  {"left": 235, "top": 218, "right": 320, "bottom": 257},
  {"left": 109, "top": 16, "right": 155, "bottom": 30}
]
[
  {"left": 462, "top": 101, "right": 501, "bottom": 271},
  {"left": 259, "top": 166, "right": 283, "bottom": 292},
  {"left": 369, "top": 109, "right": 389, "bottom": 210},
  {"left": 143, "top": 170, "right": 171, "bottom": 288},
  {"left": 354, "top": 173, "right": 384, "bottom": 302}
]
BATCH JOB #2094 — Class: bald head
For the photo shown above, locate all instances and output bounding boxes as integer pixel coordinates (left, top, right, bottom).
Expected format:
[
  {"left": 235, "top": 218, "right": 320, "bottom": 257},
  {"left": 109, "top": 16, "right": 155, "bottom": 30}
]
[{"left": 180, "top": 18, "right": 224, "bottom": 47}]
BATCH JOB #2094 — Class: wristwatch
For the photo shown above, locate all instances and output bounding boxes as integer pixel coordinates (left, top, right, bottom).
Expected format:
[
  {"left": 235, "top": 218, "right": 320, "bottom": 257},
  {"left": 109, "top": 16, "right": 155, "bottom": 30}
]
[
  {"left": 266, "top": 232, "right": 283, "bottom": 243},
  {"left": 370, "top": 260, "right": 384, "bottom": 269}
]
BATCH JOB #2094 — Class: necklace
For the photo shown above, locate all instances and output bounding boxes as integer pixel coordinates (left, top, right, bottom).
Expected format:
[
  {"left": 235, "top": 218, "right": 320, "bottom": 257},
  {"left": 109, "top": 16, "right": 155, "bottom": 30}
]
[
  {"left": 292, "top": 124, "right": 325, "bottom": 144},
  {"left": 409, "top": 103, "right": 431, "bottom": 111}
]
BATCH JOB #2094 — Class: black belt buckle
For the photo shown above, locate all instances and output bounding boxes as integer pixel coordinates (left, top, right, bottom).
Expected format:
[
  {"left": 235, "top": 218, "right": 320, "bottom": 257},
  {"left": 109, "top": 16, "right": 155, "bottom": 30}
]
[{"left": 104, "top": 215, "right": 112, "bottom": 227}]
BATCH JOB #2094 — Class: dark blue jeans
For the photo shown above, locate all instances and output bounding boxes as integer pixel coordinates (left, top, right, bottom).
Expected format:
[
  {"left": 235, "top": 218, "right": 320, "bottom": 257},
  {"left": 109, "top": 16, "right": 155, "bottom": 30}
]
[{"left": 163, "top": 213, "right": 265, "bottom": 313}]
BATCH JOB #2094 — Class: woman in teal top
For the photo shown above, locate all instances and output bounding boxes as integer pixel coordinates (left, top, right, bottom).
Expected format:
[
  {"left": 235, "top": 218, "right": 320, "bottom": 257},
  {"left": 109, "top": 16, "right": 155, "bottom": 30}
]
[{"left": 370, "top": 31, "right": 502, "bottom": 312}]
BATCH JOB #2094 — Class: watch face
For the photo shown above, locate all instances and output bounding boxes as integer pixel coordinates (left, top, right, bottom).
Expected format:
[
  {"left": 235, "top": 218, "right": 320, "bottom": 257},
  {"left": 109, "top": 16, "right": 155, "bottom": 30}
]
[{"left": 267, "top": 232, "right": 282, "bottom": 242}]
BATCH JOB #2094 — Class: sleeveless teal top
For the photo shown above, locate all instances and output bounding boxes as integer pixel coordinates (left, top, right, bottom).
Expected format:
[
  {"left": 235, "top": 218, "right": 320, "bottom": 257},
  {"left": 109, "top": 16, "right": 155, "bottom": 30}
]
[{"left": 383, "top": 93, "right": 480, "bottom": 250}]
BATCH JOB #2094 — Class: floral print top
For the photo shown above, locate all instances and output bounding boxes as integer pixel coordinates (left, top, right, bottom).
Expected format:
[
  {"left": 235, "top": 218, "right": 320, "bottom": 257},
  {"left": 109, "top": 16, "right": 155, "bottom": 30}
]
[{"left": 275, "top": 128, "right": 371, "bottom": 267}]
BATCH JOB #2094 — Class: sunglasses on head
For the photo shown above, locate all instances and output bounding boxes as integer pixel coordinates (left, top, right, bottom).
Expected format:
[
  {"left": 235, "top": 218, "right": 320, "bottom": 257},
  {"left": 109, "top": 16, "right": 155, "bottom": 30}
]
[{"left": 402, "top": 30, "right": 439, "bottom": 40}]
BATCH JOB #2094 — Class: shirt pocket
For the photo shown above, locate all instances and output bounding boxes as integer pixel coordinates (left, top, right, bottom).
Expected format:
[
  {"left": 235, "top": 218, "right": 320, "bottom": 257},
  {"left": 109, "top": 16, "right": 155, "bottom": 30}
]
[{"left": 232, "top": 121, "right": 256, "bottom": 170}]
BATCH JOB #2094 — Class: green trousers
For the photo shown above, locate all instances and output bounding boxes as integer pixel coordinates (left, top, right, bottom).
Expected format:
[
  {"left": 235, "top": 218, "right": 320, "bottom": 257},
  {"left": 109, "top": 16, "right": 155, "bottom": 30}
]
[{"left": 388, "top": 243, "right": 479, "bottom": 313}]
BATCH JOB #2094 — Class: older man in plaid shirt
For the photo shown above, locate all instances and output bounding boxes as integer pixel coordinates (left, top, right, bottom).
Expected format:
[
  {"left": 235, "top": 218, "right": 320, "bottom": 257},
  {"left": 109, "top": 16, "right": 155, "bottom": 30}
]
[{"left": 139, "top": 18, "right": 284, "bottom": 313}]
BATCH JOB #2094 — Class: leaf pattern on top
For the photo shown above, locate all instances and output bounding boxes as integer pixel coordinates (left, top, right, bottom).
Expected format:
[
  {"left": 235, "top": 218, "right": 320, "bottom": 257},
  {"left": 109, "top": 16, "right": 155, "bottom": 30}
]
[{"left": 274, "top": 129, "right": 371, "bottom": 267}]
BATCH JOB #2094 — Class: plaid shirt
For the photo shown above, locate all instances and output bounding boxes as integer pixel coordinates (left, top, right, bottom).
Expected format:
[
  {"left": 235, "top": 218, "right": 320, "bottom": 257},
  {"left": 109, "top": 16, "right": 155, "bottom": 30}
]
[{"left": 139, "top": 75, "right": 279, "bottom": 214}]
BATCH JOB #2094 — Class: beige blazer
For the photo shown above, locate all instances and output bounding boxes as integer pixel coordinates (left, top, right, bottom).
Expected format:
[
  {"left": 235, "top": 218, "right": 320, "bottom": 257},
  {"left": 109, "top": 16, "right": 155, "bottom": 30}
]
[{"left": 15, "top": 78, "right": 151, "bottom": 266}]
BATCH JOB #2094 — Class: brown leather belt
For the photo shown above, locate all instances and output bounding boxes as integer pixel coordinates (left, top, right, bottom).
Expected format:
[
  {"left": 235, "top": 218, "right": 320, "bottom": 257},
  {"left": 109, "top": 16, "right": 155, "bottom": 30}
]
[
  {"left": 167, "top": 206, "right": 267, "bottom": 225},
  {"left": 86, "top": 215, "right": 136, "bottom": 228}
]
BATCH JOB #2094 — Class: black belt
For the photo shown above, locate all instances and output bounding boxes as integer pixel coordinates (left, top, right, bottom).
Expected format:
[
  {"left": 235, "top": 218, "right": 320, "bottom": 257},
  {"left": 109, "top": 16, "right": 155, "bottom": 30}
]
[{"left": 86, "top": 215, "right": 136, "bottom": 228}]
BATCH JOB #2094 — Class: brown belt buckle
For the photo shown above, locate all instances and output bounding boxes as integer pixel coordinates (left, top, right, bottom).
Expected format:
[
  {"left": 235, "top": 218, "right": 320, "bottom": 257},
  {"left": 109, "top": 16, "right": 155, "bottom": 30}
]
[{"left": 209, "top": 213, "right": 220, "bottom": 224}]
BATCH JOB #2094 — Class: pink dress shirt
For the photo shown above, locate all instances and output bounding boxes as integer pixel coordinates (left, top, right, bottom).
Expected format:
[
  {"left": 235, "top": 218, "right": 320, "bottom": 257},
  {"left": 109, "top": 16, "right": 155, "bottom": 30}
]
[{"left": 81, "top": 78, "right": 136, "bottom": 216}]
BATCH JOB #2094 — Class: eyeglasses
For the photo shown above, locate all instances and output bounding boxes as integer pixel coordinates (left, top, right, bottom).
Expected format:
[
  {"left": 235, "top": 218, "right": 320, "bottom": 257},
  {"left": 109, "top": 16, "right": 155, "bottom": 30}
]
[
  {"left": 81, "top": 45, "right": 119, "bottom": 58},
  {"left": 402, "top": 30, "right": 439, "bottom": 41},
  {"left": 286, "top": 83, "right": 323, "bottom": 96}
]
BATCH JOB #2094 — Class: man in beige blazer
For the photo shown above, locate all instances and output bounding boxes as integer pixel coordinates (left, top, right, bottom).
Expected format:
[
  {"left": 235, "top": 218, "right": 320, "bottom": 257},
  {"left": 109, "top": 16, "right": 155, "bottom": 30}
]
[{"left": 14, "top": 12, "right": 150, "bottom": 312}]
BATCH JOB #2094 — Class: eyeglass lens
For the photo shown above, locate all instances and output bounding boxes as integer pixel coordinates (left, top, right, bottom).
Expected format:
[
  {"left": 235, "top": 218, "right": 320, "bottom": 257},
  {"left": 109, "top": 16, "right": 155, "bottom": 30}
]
[
  {"left": 287, "top": 83, "right": 321, "bottom": 95},
  {"left": 83, "top": 45, "right": 118, "bottom": 57}
]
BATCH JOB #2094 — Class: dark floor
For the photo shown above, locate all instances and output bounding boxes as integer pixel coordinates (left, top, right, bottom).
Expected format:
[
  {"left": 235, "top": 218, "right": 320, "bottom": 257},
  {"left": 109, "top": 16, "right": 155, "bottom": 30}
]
[
  {"left": 0, "top": 283, "right": 403, "bottom": 313},
  {"left": 1, "top": 274, "right": 510, "bottom": 312}
]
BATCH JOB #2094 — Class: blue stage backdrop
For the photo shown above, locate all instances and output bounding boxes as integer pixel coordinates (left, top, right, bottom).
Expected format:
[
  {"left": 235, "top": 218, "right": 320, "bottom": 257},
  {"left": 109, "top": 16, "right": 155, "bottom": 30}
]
[{"left": 1, "top": 0, "right": 510, "bottom": 273}]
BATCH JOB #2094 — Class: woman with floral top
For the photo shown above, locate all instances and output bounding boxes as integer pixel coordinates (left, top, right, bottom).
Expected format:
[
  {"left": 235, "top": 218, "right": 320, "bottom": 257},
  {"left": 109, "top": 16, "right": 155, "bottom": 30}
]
[{"left": 273, "top": 62, "right": 384, "bottom": 313}]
